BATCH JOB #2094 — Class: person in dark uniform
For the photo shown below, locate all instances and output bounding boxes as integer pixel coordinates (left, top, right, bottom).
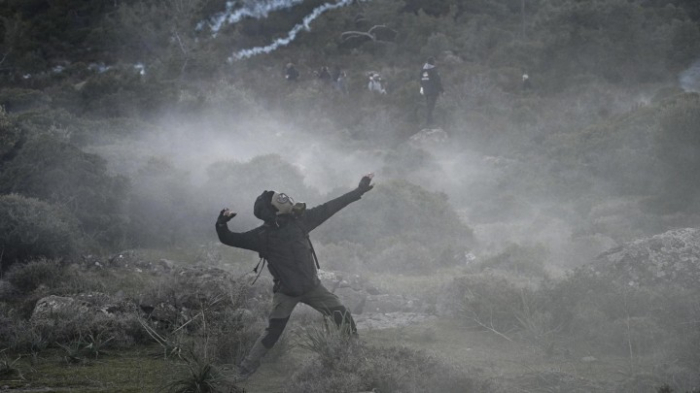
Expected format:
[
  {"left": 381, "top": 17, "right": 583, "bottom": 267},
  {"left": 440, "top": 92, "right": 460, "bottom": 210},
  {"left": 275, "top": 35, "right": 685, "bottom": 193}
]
[
  {"left": 420, "top": 56, "right": 444, "bottom": 127},
  {"left": 285, "top": 63, "right": 299, "bottom": 81}
]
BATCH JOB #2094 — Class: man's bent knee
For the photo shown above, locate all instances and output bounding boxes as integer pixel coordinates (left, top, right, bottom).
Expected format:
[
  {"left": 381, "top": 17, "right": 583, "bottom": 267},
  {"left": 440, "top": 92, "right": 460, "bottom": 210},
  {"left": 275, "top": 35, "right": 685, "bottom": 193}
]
[{"left": 328, "top": 306, "right": 357, "bottom": 334}]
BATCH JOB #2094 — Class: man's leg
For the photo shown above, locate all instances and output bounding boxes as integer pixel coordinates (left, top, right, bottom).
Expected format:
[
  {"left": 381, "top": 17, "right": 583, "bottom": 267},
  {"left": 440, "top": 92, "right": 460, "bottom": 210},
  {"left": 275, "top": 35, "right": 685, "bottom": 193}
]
[
  {"left": 426, "top": 94, "right": 438, "bottom": 126},
  {"left": 238, "top": 292, "right": 298, "bottom": 379},
  {"left": 301, "top": 283, "right": 357, "bottom": 336}
]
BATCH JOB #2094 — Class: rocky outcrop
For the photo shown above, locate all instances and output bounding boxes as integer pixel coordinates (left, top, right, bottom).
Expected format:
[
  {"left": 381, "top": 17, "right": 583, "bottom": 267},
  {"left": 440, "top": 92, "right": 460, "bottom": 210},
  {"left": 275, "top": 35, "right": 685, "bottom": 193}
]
[
  {"left": 30, "top": 292, "right": 138, "bottom": 327},
  {"left": 408, "top": 128, "right": 449, "bottom": 148},
  {"left": 592, "top": 228, "right": 700, "bottom": 289},
  {"left": 81, "top": 250, "right": 175, "bottom": 274}
]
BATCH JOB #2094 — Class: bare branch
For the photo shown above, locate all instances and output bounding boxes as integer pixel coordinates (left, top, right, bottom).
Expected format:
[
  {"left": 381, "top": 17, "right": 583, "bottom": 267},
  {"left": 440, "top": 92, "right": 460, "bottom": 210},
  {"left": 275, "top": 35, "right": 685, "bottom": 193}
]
[
  {"left": 340, "top": 31, "right": 375, "bottom": 43},
  {"left": 340, "top": 24, "right": 397, "bottom": 43}
]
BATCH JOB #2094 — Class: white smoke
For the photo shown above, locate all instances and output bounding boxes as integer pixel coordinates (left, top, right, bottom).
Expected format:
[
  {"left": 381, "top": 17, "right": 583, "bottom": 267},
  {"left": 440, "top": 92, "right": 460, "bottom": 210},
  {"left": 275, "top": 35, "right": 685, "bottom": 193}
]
[
  {"left": 679, "top": 57, "right": 700, "bottom": 92},
  {"left": 230, "top": 0, "right": 358, "bottom": 61},
  {"left": 198, "top": 0, "right": 306, "bottom": 36}
]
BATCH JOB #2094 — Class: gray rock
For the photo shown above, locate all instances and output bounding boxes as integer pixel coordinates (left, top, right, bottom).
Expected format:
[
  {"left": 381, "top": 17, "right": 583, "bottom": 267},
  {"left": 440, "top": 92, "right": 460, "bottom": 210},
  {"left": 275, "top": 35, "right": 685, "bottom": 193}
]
[
  {"left": 409, "top": 128, "right": 449, "bottom": 148},
  {"left": 159, "top": 259, "right": 176, "bottom": 270},
  {"left": 31, "top": 292, "right": 136, "bottom": 322},
  {"left": 106, "top": 250, "right": 177, "bottom": 274},
  {"left": 591, "top": 228, "right": 700, "bottom": 289},
  {"left": 31, "top": 295, "right": 90, "bottom": 321}
]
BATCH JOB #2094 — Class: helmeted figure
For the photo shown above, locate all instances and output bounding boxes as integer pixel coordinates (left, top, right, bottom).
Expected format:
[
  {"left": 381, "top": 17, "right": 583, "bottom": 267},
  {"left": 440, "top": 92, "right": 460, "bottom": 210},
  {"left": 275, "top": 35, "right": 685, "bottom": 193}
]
[
  {"left": 285, "top": 63, "right": 299, "bottom": 81},
  {"left": 420, "top": 56, "right": 444, "bottom": 126},
  {"left": 368, "top": 72, "right": 387, "bottom": 94}
]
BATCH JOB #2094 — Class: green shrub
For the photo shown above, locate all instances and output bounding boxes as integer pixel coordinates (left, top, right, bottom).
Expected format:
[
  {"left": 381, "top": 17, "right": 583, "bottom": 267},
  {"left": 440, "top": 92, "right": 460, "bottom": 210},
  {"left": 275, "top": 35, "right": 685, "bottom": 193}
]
[
  {"left": 0, "top": 106, "right": 23, "bottom": 161},
  {"left": 79, "top": 68, "right": 178, "bottom": 119},
  {"left": 4, "top": 258, "right": 66, "bottom": 294},
  {"left": 287, "top": 342, "right": 497, "bottom": 393},
  {"left": 447, "top": 274, "right": 525, "bottom": 336},
  {"left": 0, "top": 194, "right": 82, "bottom": 268},
  {"left": 165, "top": 356, "right": 224, "bottom": 393},
  {"left": 478, "top": 243, "right": 548, "bottom": 278},
  {"left": 0, "top": 88, "right": 50, "bottom": 112},
  {"left": 0, "top": 135, "right": 129, "bottom": 248},
  {"left": 540, "top": 269, "right": 617, "bottom": 334},
  {"left": 31, "top": 303, "right": 145, "bottom": 348}
]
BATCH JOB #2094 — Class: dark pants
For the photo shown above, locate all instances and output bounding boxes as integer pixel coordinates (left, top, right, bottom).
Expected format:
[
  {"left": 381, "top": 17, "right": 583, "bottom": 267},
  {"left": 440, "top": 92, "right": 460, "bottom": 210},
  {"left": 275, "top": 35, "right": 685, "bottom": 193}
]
[
  {"left": 241, "top": 283, "right": 356, "bottom": 372},
  {"left": 425, "top": 94, "right": 439, "bottom": 126}
]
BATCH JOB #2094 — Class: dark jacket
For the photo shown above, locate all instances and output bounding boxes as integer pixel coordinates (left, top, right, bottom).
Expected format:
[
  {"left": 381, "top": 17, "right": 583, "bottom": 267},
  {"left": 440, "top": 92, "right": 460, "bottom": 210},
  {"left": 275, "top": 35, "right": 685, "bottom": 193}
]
[
  {"left": 420, "top": 63, "right": 444, "bottom": 96},
  {"left": 216, "top": 189, "right": 363, "bottom": 296},
  {"left": 285, "top": 65, "right": 299, "bottom": 81}
]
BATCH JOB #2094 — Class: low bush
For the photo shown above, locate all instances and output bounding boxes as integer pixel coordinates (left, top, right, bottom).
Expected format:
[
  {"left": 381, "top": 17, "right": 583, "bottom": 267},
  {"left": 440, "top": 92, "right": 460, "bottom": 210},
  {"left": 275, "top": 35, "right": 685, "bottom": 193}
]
[
  {"left": 3, "top": 258, "right": 66, "bottom": 294},
  {"left": 0, "top": 135, "right": 129, "bottom": 248},
  {"left": 0, "top": 194, "right": 83, "bottom": 269},
  {"left": 447, "top": 274, "right": 528, "bottom": 337},
  {"left": 288, "top": 333, "right": 499, "bottom": 393},
  {"left": 31, "top": 304, "right": 145, "bottom": 348},
  {"left": 0, "top": 107, "right": 23, "bottom": 161},
  {"left": 0, "top": 88, "right": 50, "bottom": 112}
]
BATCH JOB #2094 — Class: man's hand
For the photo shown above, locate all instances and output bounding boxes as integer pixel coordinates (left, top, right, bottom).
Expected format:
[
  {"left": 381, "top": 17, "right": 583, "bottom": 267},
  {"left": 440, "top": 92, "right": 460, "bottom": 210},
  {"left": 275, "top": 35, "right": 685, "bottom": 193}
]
[
  {"left": 217, "top": 209, "right": 237, "bottom": 226},
  {"left": 357, "top": 173, "right": 375, "bottom": 194}
]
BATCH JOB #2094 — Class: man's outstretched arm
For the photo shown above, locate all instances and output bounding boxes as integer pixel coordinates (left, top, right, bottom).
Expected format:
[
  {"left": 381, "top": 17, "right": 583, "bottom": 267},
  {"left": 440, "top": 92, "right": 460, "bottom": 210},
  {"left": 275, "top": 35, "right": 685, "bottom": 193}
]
[
  {"left": 303, "top": 174, "right": 374, "bottom": 232},
  {"left": 215, "top": 209, "right": 263, "bottom": 252}
]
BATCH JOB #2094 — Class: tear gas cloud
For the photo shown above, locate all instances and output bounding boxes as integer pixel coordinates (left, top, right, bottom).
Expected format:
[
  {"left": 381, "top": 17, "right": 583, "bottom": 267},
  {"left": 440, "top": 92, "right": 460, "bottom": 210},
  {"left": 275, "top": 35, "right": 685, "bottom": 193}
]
[
  {"left": 680, "top": 57, "right": 700, "bottom": 92},
  {"left": 90, "top": 105, "right": 603, "bottom": 273},
  {"left": 231, "top": 0, "right": 364, "bottom": 60},
  {"left": 196, "top": 0, "right": 367, "bottom": 60},
  {"left": 198, "top": 0, "right": 306, "bottom": 35}
]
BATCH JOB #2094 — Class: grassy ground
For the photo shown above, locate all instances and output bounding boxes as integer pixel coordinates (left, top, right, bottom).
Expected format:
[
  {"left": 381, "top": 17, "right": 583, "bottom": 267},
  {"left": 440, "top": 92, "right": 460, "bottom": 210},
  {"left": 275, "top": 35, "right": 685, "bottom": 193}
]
[
  {"left": 1, "top": 347, "right": 170, "bottom": 392},
  {"left": 237, "top": 318, "right": 679, "bottom": 393},
  {"left": 0, "top": 319, "right": 676, "bottom": 392}
]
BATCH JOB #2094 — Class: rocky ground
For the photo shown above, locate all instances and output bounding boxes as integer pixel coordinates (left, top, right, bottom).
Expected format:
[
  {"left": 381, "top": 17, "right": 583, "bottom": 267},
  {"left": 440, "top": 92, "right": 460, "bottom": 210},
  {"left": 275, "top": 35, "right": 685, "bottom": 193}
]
[{"left": 6, "top": 228, "right": 700, "bottom": 392}]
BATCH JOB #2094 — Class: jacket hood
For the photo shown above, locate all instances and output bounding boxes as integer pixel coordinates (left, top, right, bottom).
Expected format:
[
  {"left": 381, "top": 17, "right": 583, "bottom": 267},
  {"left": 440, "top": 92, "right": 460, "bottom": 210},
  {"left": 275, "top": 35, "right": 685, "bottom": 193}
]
[{"left": 254, "top": 190, "right": 277, "bottom": 223}]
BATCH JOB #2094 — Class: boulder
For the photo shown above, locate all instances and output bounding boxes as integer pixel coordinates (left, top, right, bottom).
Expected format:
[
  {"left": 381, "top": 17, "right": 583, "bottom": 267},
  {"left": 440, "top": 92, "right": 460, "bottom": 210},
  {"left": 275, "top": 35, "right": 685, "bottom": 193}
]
[
  {"left": 31, "top": 295, "right": 90, "bottom": 321},
  {"left": 31, "top": 292, "right": 136, "bottom": 322},
  {"left": 591, "top": 228, "right": 700, "bottom": 289},
  {"left": 408, "top": 128, "right": 449, "bottom": 148},
  {"left": 107, "top": 250, "right": 175, "bottom": 274}
]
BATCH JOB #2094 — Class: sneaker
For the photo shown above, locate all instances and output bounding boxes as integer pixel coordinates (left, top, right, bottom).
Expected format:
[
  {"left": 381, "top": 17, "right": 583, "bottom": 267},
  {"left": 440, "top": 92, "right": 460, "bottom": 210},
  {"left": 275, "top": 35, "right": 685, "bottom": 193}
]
[
  {"left": 235, "top": 364, "right": 256, "bottom": 382},
  {"left": 220, "top": 364, "right": 255, "bottom": 385}
]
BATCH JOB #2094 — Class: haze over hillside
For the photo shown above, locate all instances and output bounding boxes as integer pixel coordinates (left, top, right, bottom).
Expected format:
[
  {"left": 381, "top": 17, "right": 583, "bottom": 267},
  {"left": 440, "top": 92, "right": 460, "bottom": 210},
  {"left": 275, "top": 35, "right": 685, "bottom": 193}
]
[{"left": 1, "top": 1, "right": 700, "bottom": 392}]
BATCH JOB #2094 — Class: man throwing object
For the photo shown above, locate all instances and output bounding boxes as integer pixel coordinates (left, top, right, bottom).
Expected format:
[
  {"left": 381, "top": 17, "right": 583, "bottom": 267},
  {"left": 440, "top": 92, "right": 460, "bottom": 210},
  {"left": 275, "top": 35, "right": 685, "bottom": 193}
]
[{"left": 215, "top": 174, "right": 375, "bottom": 381}]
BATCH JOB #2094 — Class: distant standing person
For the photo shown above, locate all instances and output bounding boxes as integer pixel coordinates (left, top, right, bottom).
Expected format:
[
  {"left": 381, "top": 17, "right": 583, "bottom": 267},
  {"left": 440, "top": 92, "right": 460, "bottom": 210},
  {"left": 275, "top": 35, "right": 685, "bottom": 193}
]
[
  {"left": 420, "top": 56, "right": 444, "bottom": 127},
  {"left": 318, "top": 66, "right": 332, "bottom": 84},
  {"left": 368, "top": 72, "right": 387, "bottom": 94},
  {"left": 334, "top": 67, "right": 349, "bottom": 94},
  {"left": 285, "top": 63, "right": 299, "bottom": 82},
  {"left": 522, "top": 72, "right": 532, "bottom": 91}
]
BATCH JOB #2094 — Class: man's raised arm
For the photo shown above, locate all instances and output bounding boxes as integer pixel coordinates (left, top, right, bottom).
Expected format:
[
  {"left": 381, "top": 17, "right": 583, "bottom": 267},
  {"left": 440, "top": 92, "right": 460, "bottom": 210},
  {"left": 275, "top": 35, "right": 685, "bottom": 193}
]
[
  {"left": 215, "top": 209, "right": 263, "bottom": 252},
  {"left": 303, "top": 174, "right": 374, "bottom": 232}
]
